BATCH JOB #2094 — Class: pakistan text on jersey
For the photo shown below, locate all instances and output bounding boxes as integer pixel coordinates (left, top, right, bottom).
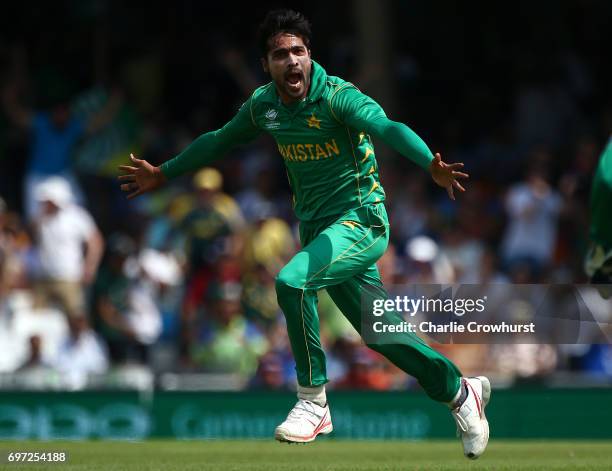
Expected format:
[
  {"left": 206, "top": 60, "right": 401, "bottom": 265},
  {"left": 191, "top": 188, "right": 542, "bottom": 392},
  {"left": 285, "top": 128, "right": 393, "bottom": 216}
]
[{"left": 278, "top": 139, "right": 341, "bottom": 162}]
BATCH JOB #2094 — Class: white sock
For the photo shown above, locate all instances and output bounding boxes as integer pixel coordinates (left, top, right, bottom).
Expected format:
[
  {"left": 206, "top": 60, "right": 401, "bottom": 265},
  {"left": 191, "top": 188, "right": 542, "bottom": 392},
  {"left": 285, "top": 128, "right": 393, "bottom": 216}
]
[
  {"left": 297, "top": 385, "right": 327, "bottom": 407},
  {"left": 448, "top": 378, "right": 467, "bottom": 409}
]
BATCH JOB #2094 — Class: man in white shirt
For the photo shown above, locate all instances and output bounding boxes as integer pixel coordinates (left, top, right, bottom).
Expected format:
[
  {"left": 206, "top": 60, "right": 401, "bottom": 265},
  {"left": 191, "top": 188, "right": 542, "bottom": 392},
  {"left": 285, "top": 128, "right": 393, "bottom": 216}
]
[
  {"left": 32, "top": 176, "right": 104, "bottom": 319},
  {"left": 501, "top": 166, "right": 562, "bottom": 275}
]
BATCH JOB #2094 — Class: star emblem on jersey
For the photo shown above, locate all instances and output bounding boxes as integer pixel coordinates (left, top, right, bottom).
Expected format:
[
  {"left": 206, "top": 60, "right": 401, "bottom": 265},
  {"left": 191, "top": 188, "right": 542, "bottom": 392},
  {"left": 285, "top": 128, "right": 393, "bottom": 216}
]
[{"left": 307, "top": 113, "right": 321, "bottom": 129}]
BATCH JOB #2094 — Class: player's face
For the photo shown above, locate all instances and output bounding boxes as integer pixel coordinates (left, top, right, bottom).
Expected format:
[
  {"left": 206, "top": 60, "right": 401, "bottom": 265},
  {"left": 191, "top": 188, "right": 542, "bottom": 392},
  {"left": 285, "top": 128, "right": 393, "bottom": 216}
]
[{"left": 262, "top": 33, "right": 311, "bottom": 104}]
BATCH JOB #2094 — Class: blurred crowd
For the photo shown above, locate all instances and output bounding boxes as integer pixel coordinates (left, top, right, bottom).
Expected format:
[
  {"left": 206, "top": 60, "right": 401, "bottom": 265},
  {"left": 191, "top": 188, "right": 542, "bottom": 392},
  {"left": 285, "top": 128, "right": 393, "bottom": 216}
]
[{"left": 0, "top": 1, "right": 611, "bottom": 391}]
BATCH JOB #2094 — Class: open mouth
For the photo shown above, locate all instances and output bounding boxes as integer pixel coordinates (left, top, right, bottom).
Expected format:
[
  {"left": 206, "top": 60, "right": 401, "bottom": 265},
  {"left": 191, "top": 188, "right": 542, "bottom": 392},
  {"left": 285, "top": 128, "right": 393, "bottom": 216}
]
[{"left": 285, "top": 71, "right": 303, "bottom": 90}]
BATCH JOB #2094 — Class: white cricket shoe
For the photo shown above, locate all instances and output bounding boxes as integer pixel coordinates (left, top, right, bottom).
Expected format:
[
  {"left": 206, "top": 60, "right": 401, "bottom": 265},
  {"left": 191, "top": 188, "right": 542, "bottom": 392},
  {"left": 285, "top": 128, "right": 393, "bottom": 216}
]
[
  {"left": 274, "top": 399, "right": 333, "bottom": 443},
  {"left": 451, "top": 376, "right": 491, "bottom": 459}
]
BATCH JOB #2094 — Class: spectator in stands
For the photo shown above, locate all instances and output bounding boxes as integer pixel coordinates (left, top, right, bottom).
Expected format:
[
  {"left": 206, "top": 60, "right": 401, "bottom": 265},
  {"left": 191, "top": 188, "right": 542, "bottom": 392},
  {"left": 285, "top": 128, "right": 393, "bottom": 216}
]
[
  {"left": 240, "top": 203, "right": 294, "bottom": 275},
  {"left": 240, "top": 205, "right": 294, "bottom": 327},
  {"left": 92, "top": 233, "right": 145, "bottom": 363},
  {"left": 0, "top": 197, "right": 32, "bottom": 298},
  {"left": 404, "top": 236, "right": 455, "bottom": 283},
  {"left": 501, "top": 162, "right": 562, "bottom": 279},
  {"left": 179, "top": 168, "right": 245, "bottom": 359},
  {"left": 192, "top": 281, "right": 268, "bottom": 377},
  {"left": 53, "top": 316, "right": 109, "bottom": 389},
  {"left": 439, "top": 226, "right": 485, "bottom": 283},
  {"left": 1, "top": 80, "right": 122, "bottom": 220},
  {"left": 31, "top": 177, "right": 104, "bottom": 319},
  {"left": 241, "top": 263, "right": 282, "bottom": 327}
]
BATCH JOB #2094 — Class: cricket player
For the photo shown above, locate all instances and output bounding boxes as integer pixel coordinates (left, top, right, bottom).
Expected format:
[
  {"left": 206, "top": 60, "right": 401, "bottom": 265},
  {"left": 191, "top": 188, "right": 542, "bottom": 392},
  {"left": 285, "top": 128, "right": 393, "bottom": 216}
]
[
  {"left": 119, "top": 9, "right": 490, "bottom": 459},
  {"left": 585, "top": 137, "right": 612, "bottom": 295}
]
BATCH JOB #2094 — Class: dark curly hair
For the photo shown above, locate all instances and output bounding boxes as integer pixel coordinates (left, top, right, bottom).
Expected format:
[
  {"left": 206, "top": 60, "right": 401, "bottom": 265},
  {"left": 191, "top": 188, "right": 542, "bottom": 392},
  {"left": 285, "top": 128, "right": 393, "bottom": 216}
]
[{"left": 257, "top": 9, "right": 312, "bottom": 57}]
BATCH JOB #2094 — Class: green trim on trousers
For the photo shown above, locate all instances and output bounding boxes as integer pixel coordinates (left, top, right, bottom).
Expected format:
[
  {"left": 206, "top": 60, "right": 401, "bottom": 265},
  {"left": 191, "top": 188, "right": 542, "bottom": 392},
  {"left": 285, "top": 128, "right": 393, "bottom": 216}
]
[{"left": 275, "top": 203, "right": 462, "bottom": 403}]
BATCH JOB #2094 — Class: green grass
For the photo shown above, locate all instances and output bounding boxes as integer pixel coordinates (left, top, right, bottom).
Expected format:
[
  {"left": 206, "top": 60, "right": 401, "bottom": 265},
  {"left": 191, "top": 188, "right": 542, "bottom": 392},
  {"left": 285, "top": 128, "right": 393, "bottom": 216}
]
[{"left": 1, "top": 440, "right": 612, "bottom": 470}]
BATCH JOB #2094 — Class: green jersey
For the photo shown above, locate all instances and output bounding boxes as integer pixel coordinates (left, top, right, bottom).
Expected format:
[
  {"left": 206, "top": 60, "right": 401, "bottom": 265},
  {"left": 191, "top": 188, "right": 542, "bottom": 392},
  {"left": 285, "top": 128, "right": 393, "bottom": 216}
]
[
  {"left": 590, "top": 137, "right": 612, "bottom": 248},
  {"left": 161, "top": 60, "right": 434, "bottom": 222}
]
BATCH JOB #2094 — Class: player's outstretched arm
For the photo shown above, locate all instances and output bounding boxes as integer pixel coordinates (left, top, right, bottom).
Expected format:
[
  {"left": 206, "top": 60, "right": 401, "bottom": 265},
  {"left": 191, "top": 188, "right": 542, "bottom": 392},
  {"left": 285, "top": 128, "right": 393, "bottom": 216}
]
[
  {"left": 118, "top": 96, "right": 262, "bottom": 199},
  {"left": 330, "top": 85, "right": 468, "bottom": 199},
  {"left": 368, "top": 119, "right": 469, "bottom": 200},
  {"left": 118, "top": 153, "right": 167, "bottom": 199},
  {"left": 429, "top": 152, "right": 468, "bottom": 201}
]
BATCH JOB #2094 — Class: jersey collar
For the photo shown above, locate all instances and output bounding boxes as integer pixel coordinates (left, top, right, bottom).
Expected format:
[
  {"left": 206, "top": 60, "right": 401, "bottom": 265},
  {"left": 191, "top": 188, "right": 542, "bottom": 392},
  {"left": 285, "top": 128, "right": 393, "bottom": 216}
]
[{"left": 307, "top": 60, "right": 327, "bottom": 103}]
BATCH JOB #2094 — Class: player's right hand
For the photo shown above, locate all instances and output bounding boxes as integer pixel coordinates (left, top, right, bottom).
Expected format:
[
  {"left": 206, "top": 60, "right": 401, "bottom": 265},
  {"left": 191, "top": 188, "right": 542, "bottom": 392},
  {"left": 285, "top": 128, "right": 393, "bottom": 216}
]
[{"left": 118, "top": 153, "right": 167, "bottom": 199}]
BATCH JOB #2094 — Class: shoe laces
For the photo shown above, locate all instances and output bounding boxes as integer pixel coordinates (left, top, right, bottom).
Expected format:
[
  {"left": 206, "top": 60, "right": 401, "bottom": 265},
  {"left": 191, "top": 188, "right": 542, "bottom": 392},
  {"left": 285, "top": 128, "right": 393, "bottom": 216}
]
[
  {"left": 286, "top": 400, "right": 320, "bottom": 423},
  {"left": 452, "top": 408, "right": 468, "bottom": 434}
]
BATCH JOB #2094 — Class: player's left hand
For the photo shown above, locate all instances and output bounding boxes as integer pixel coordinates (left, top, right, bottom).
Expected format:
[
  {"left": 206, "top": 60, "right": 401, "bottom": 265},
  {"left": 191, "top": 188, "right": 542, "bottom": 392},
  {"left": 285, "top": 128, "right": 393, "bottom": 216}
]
[{"left": 429, "top": 153, "right": 469, "bottom": 200}]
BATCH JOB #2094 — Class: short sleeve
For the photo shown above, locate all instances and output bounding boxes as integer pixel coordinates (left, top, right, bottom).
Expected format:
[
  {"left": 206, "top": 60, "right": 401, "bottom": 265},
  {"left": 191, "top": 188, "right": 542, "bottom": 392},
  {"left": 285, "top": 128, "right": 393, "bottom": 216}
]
[{"left": 70, "top": 206, "right": 96, "bottom": 240}]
